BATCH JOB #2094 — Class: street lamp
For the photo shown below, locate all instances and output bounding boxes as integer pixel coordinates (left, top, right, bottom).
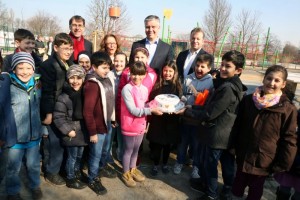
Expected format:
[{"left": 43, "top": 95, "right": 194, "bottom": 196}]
[{"left": 109, "top": 4, "right": 120, "bottom": 34}]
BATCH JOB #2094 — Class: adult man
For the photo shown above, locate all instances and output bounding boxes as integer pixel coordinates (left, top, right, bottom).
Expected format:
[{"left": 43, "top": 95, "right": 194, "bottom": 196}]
[
  {"left": 35, "top": 35, "right": 46, "bottom": 60},
  {"left": 129, "top": 15, "right": 173, "bottom": 75},
  {"left": 69, "top": 15, "right": 93, "bottom": 63},
  {"left": 47, "top": 36, "right": 54, "bottom": 57},
  {"left": 176, "top": 27, "right": 211, "bottom": 81}
]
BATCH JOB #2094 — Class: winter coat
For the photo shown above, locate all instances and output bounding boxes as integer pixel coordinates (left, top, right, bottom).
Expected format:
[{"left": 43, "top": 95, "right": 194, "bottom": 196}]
[
  {"left": 0, "top": 73, "right": 17, "bottom": 147},
  {"left": 146, "top": 81, "right": 182, "bottom": 145},
  {"left": 183, "top": 75, "right": 247, "bottom": 149},
  {"left": 10, "top": 75, "right": 43, "bottom": 143},
  {"left": 53, "top": 88, "right": 88, "bottom": 147},
  {"left": 39, "top": 53, "right": 73, "bottom": 120},
  {"left": 232, "top": 94, "right": 298, "bottom": 176},
  {"left": 121, "top": 82, "right": 151, "bottom": 136}
]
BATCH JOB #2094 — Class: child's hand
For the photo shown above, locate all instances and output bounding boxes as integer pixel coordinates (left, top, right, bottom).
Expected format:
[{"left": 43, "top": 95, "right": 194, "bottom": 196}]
[
  {"left": 68, "top": 130, "right": 76, "bottom": 138},
  {"left": 175, "top": 107, "right": 187, "bottom": 115},
  {"left": 42, "top": 113, "right": 52, "bottom": 125},
  {"left": 90, "top": 135, "right": 98, "bottom": 144},
  {"left": 151, "top": 108, "right": 163, "bottom": 115}
]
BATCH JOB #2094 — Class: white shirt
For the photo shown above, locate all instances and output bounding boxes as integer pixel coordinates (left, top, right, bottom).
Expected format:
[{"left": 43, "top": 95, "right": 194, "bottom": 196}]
[
  {"left": 145, "top": 38, "right": 159, "bottom": 65},
  {"left": 183, "top": 49, "right": 200, "bottom": 79}
]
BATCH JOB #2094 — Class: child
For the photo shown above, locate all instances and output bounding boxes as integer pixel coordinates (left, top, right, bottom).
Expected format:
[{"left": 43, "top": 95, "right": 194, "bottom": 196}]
[
  {"left": 231, "top": 65, "right": 298, "bottom": 200},
  {"left": 174, "top": 54, "right": 214, "bottom": 179},
  {"left": 53, "top": 65, "right": 88, "bottom": 189},
  {"left": 40, "top": 33, "right": 74, "bottom": 186},
  {"left": 110, "top": 52, "right": 128, "bottom": 161},
  {"left": 2, "top": 29, "right": 42, "bottom": 73},
  {"left": 116, "top": 47, "right": 157, "bottom": 165},
  {"left": 5, "top": 52, "right": 44, "bottom": 200},
  {"left": 78, "top": 51, "right": 92, "bottom": 73},
  {"left": 180, "top": 50, "right": 247, "bottom": 200},
  {"left": 146, "top": 60, "right": 183, "bottom": 176},
  {"left": 83, "top": 51, "right": 116, "bottom": 195},
  {"left": 120, "top": 61, "right": 162, "bottom": 187}
]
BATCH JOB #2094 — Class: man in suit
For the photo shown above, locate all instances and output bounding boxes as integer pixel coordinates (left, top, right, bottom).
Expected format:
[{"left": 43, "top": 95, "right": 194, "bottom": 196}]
[
  {"left": 176, "top": 27, "right": 212, "bottom": 82},
  {"left": 68, "top": 15, "right": 93, "bottom": 63},
  {"left": 129, "top": 15, "right": 173, "bottom": 75}
]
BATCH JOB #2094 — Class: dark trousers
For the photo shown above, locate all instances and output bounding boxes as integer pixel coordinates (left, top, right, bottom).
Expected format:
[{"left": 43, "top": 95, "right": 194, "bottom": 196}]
[
  {"left": 232, "top": 166, "right": 267, "bottom": 200},
  {"left": 151, "top": 142, "right": 171, "bottom": 166}
]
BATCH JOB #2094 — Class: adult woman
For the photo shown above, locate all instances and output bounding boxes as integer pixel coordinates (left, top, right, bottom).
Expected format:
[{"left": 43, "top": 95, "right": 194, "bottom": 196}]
[{"left": 99, "top": 34, "right": 121, "bottom": 64}]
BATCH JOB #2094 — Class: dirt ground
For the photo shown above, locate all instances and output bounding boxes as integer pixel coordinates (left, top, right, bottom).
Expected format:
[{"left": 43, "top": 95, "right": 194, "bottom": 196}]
[{"left": 0, "top": 68, "right": 280, "bottom": 200}]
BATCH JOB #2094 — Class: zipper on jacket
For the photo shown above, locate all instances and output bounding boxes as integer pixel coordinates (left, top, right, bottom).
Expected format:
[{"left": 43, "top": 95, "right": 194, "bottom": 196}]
[{"left": 28, "top": 91, "right": 32, "bottom": 140}]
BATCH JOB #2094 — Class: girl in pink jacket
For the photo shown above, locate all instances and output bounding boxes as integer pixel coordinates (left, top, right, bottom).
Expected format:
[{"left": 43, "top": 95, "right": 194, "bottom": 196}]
[{"left": 120, "top": 61, "right": 162, "bottom": 188}]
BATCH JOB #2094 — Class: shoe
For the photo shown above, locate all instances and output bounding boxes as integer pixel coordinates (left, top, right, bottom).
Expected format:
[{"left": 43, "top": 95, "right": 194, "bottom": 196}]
[
  {"left": 219, "top": 186, "right": 232, "bottom": 200},
  {"left": 190, "top": 178, "right": 206, "bottom": 193},
  {"left": 75, "top": 170, "right": 83, "bottom": 180},
  {"left": 7, "top": 194, "right": 23, "bottom": 200},
  {"left": 150, "top": 166, "right": 159, "bottom": 177},
  {"left": 88, "top": 178, "right": 107, "bottom": 195},
  {"left": 45, "top": 173, "right": 65, "bottom": 186},
  {"left": 191, "top": 166, "right": 201, "bottom": 179},
  {"left": 122, "top": 171, "right": 136, "bottom": 187},
  {"left": 173, "top": 163, "right": 183, "bottom": 175},
  {"left": 197, "top": 194, "right": 218, "bottom": 200},
  {"left": 99, "top": 165, "right": 117, "bottom": 178},
  {"left": 31, "top": 187, "right": 43, "bottom": 200},
  {"left": 130, "top": 167, "right": 145, "bottom": 182},
  {"left": 162, "top": 165, "right": 170, "bottom": 174},
  {"left": 66, "top": 178, "right": 87, "bottom": 189}
]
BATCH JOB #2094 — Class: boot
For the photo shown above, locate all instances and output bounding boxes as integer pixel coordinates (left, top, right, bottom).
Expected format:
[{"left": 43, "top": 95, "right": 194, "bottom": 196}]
[
  {"left": 122, "top": 171, "right": 136, "bottom": 187},
  {"left": 130, "top": 167, "right": 145, "bottom": 182},
  {"left": 66, "top": 178, "right": 87, "bottom": 189}
]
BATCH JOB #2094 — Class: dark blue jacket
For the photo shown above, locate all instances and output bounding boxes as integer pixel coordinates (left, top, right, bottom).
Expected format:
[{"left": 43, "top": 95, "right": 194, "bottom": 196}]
[{"left": 0, "top": 73, "right": 17, "bottom": 147}]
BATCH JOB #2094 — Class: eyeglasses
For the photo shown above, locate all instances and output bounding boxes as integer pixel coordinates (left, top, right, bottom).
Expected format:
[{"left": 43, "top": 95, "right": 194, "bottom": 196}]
[
  {"left": 71, "top": 24, "right": 84, "bottom": 29},
  {"left": 60, "top": 47, "right": 74, "bottom": 52},
  {"left": 106, "top": 42, "right": 117, "bottom": 46}
]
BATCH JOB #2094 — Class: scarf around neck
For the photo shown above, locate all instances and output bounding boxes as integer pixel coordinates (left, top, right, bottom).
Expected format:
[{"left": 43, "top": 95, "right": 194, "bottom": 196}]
[
  {"left": 252, "top": 86, "right": 282, "bottom": 110},
  {"left": 63, "top": 82, "right": 83, "bottom": 120},
  {"left": 10, "top": 73, "right": 35, "bottom": 91},
  {"left": 69, "top": 32, "right": 85, "bottom": 62}
]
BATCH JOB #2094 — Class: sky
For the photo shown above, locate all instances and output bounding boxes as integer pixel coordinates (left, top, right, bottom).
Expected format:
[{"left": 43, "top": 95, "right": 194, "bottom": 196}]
[{"left": 2, "top": 0, "right": 300, "bottom": 47}]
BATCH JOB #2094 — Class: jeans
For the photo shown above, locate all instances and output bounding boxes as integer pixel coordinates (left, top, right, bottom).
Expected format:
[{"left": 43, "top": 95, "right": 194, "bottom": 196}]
[
  {"left": 6, "top": 145, "right": 41, "bottom": 195},
  {"left": 100, "top": 124, "right": 113, "bottom": 166},
  {"left": 46, "top": 124, "right": 64, "bottom": 175},
  {"left": 66, "top": 146, "right": 84, "bottom": 179},
  {"left": 0, "top": 148, "right": 8, "bottom": 183},
  {"left": 88, "top": 122, "right": 112, "bottom": 183},
  {"left": 112, "top": 126, "right": 123, "bottom": 160},
  {"left": 204, "top": 147, "right": 235, "bottom": 198},
  {"left": 177, "top": 124, "right": 199, "bottom": 166}
]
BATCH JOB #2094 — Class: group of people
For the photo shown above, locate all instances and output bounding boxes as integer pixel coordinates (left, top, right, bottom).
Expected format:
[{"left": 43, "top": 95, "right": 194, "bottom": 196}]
[{"left": 0, "top": 13, "right": 299, "bottom": 200}]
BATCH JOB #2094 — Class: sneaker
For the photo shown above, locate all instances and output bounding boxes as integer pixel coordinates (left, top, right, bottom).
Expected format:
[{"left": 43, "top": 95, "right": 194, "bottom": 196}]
[
  {"left": 191, "top": 166, "right": 201, "bottom": 179},
  {"left": 45, "top": 173, "right": 66, "bottom": 186},
  {"left": 66, "top": 178, "right": 87, "bottom": 189},
  {"left": 99, "top": 165, "right": 117, "bottom": 178},
  {"left": 150, "top": 166, "right": 159, "bottom": 177},
  {"left": 190, "top": 178, "right": 206, "bottom": 193},
  {"left": 173, "top": 163, "right": 183, "bottom": 175},
  {"left": 122, "top": 171, "right": 136, "bottom": 187},
  {"left": 162, "top": 165, "right": 170, "bottom": 174},
  {"left": 7, "top": 194, "right": 23, "bottom": 200},
  {"left": 88, "top": 178, "right": 107, "bottom": 195},
  {"left": 198, "top": 194, "right": 218, "bottom": 200},
  {"left": 130, "top": 168, "right": 145, "bottom": 182},
  {"left": 31, "top": 187, "right": 43, "bottom": 200}
]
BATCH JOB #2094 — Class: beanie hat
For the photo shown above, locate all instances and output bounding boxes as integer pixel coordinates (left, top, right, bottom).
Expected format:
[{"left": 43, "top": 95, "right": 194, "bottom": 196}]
[
  {"left": 67, "top": 64, "right": 86, "bottom": 80},
  {"left": 11, "top": 52, "right": 35, "bottom": 71}
]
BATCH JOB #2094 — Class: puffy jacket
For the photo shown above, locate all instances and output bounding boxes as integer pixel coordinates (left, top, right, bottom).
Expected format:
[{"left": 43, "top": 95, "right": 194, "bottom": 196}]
[
  {"left": 121, "top": 82, "right": 151, "bottom": 136},
  {"left": 10, "top": 75, "right": 43, "bottom": 143}
]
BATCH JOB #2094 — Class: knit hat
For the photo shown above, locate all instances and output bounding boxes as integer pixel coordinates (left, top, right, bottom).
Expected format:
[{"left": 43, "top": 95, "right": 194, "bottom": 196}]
[
  {"left": 67, "top": 64, "right": 86, "bottom": 79},
  {"left": 11, "top": 52, "right": 35, "bottom": 71}
]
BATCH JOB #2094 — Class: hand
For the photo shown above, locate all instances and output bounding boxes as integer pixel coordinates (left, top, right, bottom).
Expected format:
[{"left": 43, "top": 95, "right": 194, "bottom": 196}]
[
  {"left": 42, "top": 113, "right": 52, "bottom": 125},
  {"left": 111, "top": 121, "right": 118, "bottom": 128},
  {"left": 68, "top": 130, "right": 76, "bottom": 138},
  {"left": 90, "top": 135, "right": 98, "bottom": 144},
  {"left": 175, "top": 107, "right": 187, "bottom": 115},
  {"left": 151, "top": 108, "right": 163, "bottom": 115}
]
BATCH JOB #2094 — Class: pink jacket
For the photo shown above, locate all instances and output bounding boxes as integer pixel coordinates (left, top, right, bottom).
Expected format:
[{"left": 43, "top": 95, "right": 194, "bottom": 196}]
[{"left": 120, "top": 82, "right": 151, "bottom": 136}]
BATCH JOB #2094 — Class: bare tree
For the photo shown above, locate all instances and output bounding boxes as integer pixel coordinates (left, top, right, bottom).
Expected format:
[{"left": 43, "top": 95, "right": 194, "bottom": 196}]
[
  {"left": 26, "top": 10, "right": 61, "bottom": 36},
  {"left": 86, "top": 0, "right": 131, "bottom": 36},
  {"left": 281, "top": 43, "right": 299, "bottom": 63},
  {"left": 0, "top": 0, "right": 8, "bottom": 27},
  {"left": 202, "top": 0, "right": 232, "bottom": 55},
  {"left": 233, "top": 9, "right": 262, "bottom": 53}
]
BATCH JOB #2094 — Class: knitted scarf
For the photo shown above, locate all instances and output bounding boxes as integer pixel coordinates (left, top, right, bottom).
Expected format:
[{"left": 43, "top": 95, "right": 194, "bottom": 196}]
[
  {"left": 69, "top": 32, "right": 85, "bottom": 62},
  {"left": 252, "top": 86, "right": 282, "bottom": 110},
  {"left": 63, "top": 82, "right": 84, "bottom": 120}
]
